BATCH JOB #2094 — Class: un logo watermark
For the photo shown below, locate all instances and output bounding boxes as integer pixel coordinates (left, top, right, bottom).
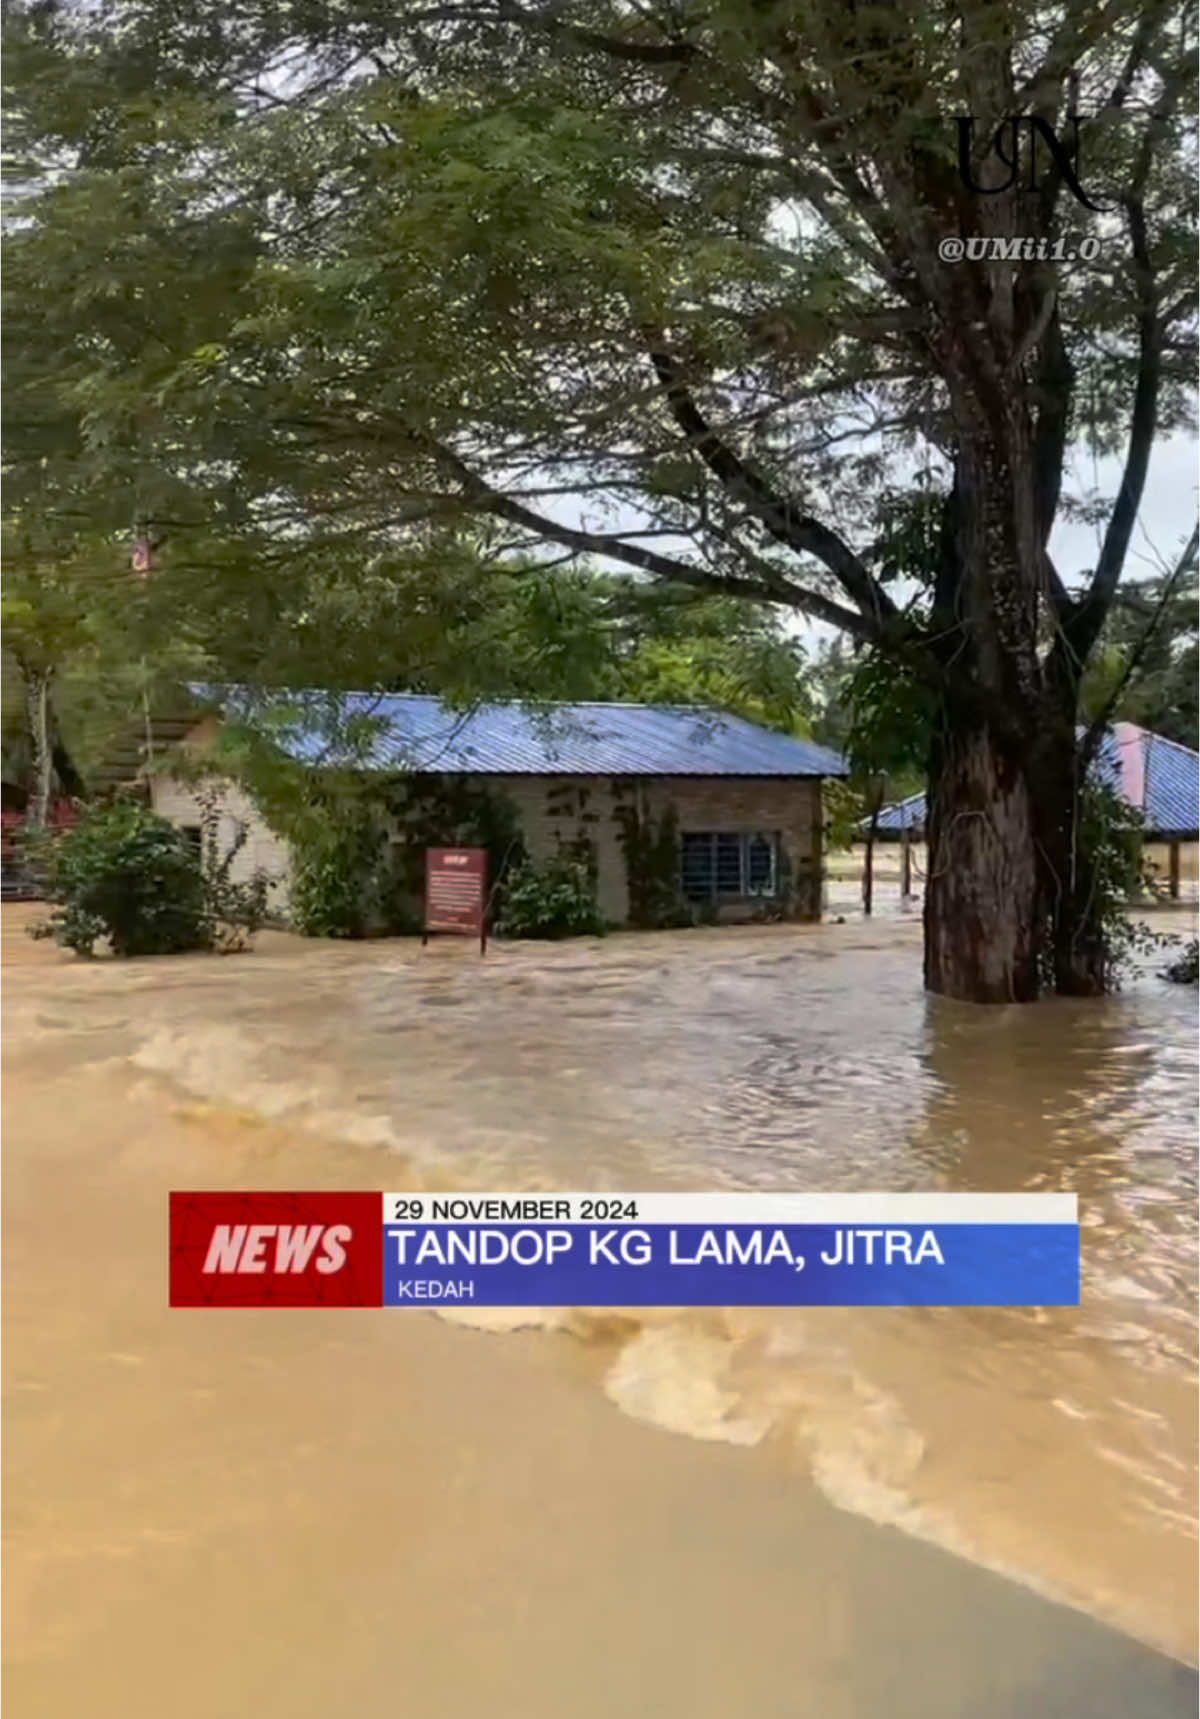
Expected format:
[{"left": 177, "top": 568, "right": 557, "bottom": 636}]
[{"left": 955, "top": 114, "right": 1103, "bottom": 212}]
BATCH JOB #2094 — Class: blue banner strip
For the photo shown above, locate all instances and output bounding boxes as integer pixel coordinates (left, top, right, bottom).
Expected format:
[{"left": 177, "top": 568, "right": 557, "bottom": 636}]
[{"left": 381, "top": 1224, "right": 1080, "bottom": 1307}]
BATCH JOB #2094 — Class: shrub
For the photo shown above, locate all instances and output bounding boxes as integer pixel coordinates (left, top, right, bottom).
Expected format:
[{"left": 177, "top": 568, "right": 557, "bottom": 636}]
[
  {"left": 285, "top": 778, "right": 526, "bottom": 940},
  {"left": 31, "top": 799, "right": 268, "bottom": 958},
  {"left": 289, "top": 808, "right": 418, "bottom": 938},
  {"left": 290, "top": 819, "right": 379, "bottom": 938},
  {"left": 495, "top": 852, "right": 606, "bottom": 939},
  {"left": 194, "top": 786, "right": 271, "bottom": 952},
  {"left": 35, "top": 801, "right": 209, "bottom": 956},
  {"left": 378, "top": 775, "right": 527, "bottom": 928},
  {"left": 612, "top": 797, "right": 695, "bottom": 929},
  {"left": 1044, "top": 781, "right": 1155, "bottom": 992},
  {"left": 1163, "top": 938, "right": 1199, "bottom": 985}
]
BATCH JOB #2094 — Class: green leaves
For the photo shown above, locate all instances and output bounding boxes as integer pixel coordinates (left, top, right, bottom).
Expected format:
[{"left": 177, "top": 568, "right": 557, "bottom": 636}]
[
  {"left": 37, "top": 801, "right": 210, "bottom": 957},
  {"left": 4, "top": 0, "right": 1195, "bottom": 784},
  {"left": 495, "top": 852, "right": 606, "bottom": 940},
  {"left": 33, "top": 797, "right": 270, "bottom": 957}
]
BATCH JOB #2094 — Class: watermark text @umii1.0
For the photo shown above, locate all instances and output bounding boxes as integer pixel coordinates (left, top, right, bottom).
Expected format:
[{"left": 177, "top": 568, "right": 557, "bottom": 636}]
[{"left": 939, "top": 234, "right": 1102, "bottom": 264}]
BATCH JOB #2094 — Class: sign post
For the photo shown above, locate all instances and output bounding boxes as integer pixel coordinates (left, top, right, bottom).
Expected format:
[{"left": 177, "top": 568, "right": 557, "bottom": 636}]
[{"left": 423, "top": 847, "right": 488, "bottom": 954}]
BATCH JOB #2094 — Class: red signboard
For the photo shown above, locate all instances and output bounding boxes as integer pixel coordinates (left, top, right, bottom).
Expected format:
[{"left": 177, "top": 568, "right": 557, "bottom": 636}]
[{"left": 423, "top": 847, "right": 488, "bottom": 953}]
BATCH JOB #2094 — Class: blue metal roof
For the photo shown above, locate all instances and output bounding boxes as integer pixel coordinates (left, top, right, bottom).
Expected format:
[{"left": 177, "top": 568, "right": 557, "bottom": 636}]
[
  {"left": 1097, "top": 726, "right": 1200, "bottom": 838},
  {"left": 199, "top": 689, "right": 848, "bottom": 779},
  {"left": 872, "top": 793, "right": 927, "bottom": 836},
  {"left": 870, "top": 725, "right": 1198, "bottom": 839}
]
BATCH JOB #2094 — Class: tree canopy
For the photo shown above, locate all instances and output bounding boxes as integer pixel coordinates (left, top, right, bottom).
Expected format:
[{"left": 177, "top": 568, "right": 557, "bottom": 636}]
[
  {"left": 7, "top": 0, "right": 1193, "bottom": 630},
  {"left": 3, "top": 0, "right": 1197, "bottom": 997}
]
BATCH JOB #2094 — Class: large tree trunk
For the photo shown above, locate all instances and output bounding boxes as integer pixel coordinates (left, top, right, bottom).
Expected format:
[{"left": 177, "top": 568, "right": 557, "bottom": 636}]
[
  {"left": 924, "top": 638, "right": 1111, "bottom": 1004},
  {"left": 922, "top": 397, "right": 1049, "bottom": 1002},
  {"left": 923, "top": 718, "right": 1042, "bottom": 1003}
]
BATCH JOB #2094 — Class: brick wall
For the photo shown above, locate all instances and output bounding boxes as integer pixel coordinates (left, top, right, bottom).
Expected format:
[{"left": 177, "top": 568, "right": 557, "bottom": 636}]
[
  {"left": 149, "top": 768, "right": 827, "bottom": 927},
  {"left": 487, "top": 774, "right": 824, "bottom": 923},
  {"left": 149, "top": 777, "right": 294, "bottom": 914}
]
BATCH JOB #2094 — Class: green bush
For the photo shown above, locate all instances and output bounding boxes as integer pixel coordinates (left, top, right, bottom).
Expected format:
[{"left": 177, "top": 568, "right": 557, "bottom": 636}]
[
  {"left": 1163, "top": 938, "right": 1199, "bottom": 984},
  {"left": 1060, "top": 781, "right": 1155, "bottom": 990},
  {"left": 31, "top": 799, "right": 268, "bottom": 958},
  {"left": 495, "top": 852, "right": 606, "bottom": 940},
  {"left": 290, "top": 814, "right": 385, "bottom": 939},
  {"left": 288, "top": 809, "right": 425, "bottom": 939},
  {"left": 612, "top": 799, "right": 696, "bottom": 929},
  {"left": 285, "top": 778, "right": 526, "bottom": 940},
  {"left": 33, "top": 802, "right": 206, "bottom": 956}
]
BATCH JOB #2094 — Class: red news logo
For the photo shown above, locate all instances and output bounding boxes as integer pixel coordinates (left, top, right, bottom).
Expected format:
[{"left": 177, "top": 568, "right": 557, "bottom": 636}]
[
  {"left": 203, "top": 1224, "right": 353, "bottom": 1275},
  {"left": 170, "top": 1192, "right": 383, "bottom": 1306}
]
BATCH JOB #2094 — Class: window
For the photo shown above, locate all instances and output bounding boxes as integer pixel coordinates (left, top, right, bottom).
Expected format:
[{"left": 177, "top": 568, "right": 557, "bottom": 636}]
[{"left": 680, "top": 831, "right": 778, "bottom": 901}]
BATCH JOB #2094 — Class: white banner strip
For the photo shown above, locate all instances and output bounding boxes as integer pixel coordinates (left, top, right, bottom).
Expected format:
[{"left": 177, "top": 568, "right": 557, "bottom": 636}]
[{"left": 383, "top": 1192, "right": 1077, "bottom": 1225}]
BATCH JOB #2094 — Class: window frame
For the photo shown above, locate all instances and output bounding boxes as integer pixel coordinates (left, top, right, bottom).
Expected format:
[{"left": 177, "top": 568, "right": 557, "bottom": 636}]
[{"left": 679, "top": 829, "right": 780, "bottom": 903}]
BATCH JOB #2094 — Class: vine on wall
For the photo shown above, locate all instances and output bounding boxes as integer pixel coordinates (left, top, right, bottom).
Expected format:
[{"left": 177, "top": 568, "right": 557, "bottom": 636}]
[
  {"left": 610, "top": 782, "right": 696, "bottom": 929},
  {"left": 218, "top": 740, "right": 528, "bottom": 938}
]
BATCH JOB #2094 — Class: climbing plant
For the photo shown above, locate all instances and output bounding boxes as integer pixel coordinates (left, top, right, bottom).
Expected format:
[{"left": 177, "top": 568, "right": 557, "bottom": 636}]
[{"left": 611, "top": 786, "right": 695, "bottom": 930}]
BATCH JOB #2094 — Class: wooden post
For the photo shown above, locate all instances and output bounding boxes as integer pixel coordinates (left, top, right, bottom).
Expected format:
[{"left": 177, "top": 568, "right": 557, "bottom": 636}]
[
  {"left": 900, "top": 824, "right": 912, "bottom": 901},
  {"left": 1169, "top": 842, "right": 1181, "bottom": 901},
  {"left": 810, "top": 788, "right": 824, "bottom": 922},
  {"left": 862, "top": 787, "right": 883, "bottom": 918}
]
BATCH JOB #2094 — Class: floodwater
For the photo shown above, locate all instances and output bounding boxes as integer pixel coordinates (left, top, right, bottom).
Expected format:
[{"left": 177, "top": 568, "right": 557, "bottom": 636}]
[{"left": 3, "top": 905, "right": 1197, "bottom": 1696}]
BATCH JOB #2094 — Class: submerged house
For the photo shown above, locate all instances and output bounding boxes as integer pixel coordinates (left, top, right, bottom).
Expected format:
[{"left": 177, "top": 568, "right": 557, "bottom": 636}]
[
  {"left": 870, "top": 722, "right": 1199, "bottom": 900},
  {"left": 121, "top": 692, "right": 849, "bottom": 928}
]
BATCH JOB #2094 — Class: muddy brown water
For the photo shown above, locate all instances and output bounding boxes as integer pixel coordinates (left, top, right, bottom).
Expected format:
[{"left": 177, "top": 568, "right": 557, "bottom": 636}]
[{"left": 3, "top": 904, "right": 1197, "bottom": 1691}]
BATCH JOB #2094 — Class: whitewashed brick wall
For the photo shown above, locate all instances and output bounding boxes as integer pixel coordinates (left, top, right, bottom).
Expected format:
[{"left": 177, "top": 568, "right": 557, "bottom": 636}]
[
  {"left": 149, "top": 777, "right": 294, "bottom": 913},
  {"left": 150, "top": 769, "right": 826, "bottom": 927}
]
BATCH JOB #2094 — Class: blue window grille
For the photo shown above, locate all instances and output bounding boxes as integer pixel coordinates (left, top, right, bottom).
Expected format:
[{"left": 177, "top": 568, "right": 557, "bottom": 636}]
[{"left": 680, "top": 831, "right": 779, "bottom": 901}]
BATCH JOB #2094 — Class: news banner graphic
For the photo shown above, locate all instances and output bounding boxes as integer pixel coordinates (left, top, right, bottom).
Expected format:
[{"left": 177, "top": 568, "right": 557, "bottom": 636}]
[{"left": 169, "top": 1192, "right": 1080, "bottom": 1309}]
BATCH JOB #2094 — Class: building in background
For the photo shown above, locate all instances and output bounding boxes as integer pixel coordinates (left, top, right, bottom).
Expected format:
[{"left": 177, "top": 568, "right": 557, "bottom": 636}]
[
  {"left": 865, "top": 723, "right": 1199, "bottom": 908},
  {"left": 113, "top": 692, "right": 848, "bottom": 929}
]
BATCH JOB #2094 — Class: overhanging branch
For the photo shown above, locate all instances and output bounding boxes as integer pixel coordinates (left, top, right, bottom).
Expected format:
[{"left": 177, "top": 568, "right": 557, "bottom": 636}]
[
  {"left": 1078, "top": 521, "right": 1198, "bottom": 770},
  {"left": 644, "top": 336, "right": 896, "bottom": 635},
  {"left": 428, "top": 440, "right": 872, "bottom": 632}
]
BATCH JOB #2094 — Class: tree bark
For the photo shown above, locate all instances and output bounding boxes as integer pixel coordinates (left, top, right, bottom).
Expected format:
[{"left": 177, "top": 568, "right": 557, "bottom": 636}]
[
  {"left": 924, "top": 718, "right": 1042, "bottom": 1003},
  {"left": 918, "top": 343, "right": 1073, "bottom": 1002},
  {"left": 1037, "top": 638, "right": 1110, "bottom": 997},
  {"left": 25, "top": 668, "right": 54, "bottom": 831}
]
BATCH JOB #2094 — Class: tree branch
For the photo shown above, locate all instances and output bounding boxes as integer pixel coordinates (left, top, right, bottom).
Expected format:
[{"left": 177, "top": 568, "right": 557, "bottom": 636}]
[
  {"left": 1079, "top": 522, "right": 1198, "bottom": 770},
  {"left": 1030, "top": 296, "right": 1073, "bottom": 550},
  {"left": 643, "top": 335, "right": 896, "bottom": 635},
  {"left": 1015, "top": 0, "right": 1136, "bottom": 109},
  {"left": 1055, "top": 32, "right": 1191, "bottom": 671},
  {"left": 427, "top": 438, "right": 871, "bottom": 631}
]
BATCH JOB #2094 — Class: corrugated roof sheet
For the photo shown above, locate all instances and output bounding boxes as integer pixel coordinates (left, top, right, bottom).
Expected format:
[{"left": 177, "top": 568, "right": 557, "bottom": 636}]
[
  {"left": 872, "top": 793, "right": 927, "bottom": 835},
  {"left": 197, "top": 689, "right": 849, "bottom": 779},
  {"left": 1096, "top": 724, "right": 1200, "bottom": 838},
  {"left": 870, "top": 724, "right": 1198, "bottom": 839}
]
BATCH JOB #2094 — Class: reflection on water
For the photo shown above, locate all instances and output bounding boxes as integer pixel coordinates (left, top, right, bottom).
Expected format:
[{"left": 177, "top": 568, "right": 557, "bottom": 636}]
[{"left": 5, "top": 911, "right": 1197, "bottom": 1661}]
